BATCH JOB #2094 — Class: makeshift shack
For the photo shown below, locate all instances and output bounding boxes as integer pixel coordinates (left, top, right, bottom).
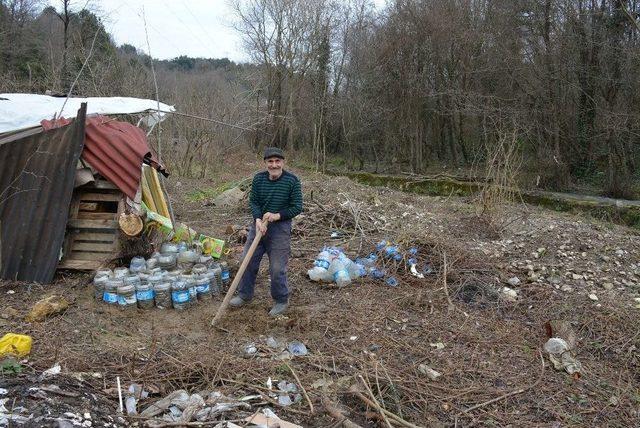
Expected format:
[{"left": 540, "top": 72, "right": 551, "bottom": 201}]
[{"left": 0, "top": 94, "right": 175, "bottom": 283}]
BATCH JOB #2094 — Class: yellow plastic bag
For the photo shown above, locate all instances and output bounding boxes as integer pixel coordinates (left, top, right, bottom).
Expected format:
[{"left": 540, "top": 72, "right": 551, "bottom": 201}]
[{"left": 0, "top": 333, "right": 32, "bottom": 358}]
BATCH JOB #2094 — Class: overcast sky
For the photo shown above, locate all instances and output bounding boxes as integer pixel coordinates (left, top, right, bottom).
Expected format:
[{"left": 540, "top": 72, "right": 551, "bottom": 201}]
[{"left": 45, "top": 0, "right": 386, "bottom": 63}]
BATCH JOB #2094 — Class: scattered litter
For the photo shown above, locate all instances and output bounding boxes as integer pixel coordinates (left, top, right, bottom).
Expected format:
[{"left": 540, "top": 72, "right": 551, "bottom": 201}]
[
  {"left": 245, "top": 409, "right": 303, "bottom": 428},
  {"left": 0, "top": 389, "right": 7, "bottom": 395},
  {"left": 266, "top": 336, "right": 281, "bottom": 349},
  {"left": 243, "top": 343, "right": 258, "bottom": 357},
  {"left": 418, "top": 364, "right": 442, "bottom": 380},
  {"left": 429, "top": 342, "right": 445, "bottom": 350},
  {"left": 588, "top": 293, "right": 599, "bottom": 301},
  {"left": 141, "top": 389, "right": 189, "bottom": 417},
  {"left": 349, "top": 336, "right": 358, "bottom": 341},
  {"left": 25, "top": 295, "right": 69, "bottom": 322},
  {"left": 0, "top": 333, "right": 32, "bottom": 358},
  {"left": 287, "top": 340, "right": 308, "bottom": 356},
  {"left": 543, "top": 338, "right": 582, "bottom": 376},
  {"left": 278, "top": 394, "right": 292, "bottom": 406},
  {"left": 410, "top": 263, "right": 424, "bottom": 278},
  {"left": 42, "top": 363, "right": 62, "bottom": 378}
]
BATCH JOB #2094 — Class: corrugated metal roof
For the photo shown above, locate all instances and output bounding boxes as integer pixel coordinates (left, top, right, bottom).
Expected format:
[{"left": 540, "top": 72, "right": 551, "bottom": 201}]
[
  {"left": 0, "top": 104, "right": 87, "bottom": 283},
  {"left": 42, "top": 115, "right": 164, "bottom": 199}
]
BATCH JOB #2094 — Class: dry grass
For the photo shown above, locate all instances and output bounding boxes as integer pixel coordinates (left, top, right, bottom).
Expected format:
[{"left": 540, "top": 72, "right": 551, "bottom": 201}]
[{"left": 1, "top": 159, "right": 639, "bottom": 427}]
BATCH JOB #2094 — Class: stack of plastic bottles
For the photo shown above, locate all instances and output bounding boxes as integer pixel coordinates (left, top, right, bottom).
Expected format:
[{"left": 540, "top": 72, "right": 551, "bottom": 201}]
[
  {"left": 91, "top": 241, "right": 231, "bottom": 311},
  {"left": 307, "top": 246, "right": 366, "bottom": 287},
  {"left": 308, "top": 240, "right": 433, "bottom": 288}
]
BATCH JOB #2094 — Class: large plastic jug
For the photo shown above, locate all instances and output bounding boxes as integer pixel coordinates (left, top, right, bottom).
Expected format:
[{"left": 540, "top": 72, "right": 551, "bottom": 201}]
[{"left": 0, "top": 333, "right": 33, "bottom": 357}]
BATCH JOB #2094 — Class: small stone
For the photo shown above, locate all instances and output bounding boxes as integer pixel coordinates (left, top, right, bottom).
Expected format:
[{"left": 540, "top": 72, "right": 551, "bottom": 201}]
[
  {"left": 84, "top": 413, "right": 91, "bottom": 420},
  {"left": 507, "top": 277, "right": 521, "bottom": 287},
  {"left": 502, "top": 287, "right": 518, "bottom": 301},
  {"left": 601, "top": 255, "right": 611, "bottom": 262},
  {"left": 561, "top": 285, "right": 573, "bottom": 292},
  {"left": 603, "top": 283, "right": 614, "bottom": 290},
  {"left": 549, "top": 275, "right": 561, "bottom": 285},
  {"left": 588, "top": 293, "right": 599, "bottom": 301},
  {"left": 572, "top": 273, "right": 583, "bottom": 280},
  {"left": 615, "top": 249, "right": 625, "bottom": 258}
]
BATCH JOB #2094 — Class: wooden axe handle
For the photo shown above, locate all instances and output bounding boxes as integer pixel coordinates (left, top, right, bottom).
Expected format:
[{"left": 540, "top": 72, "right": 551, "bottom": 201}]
[{"left": 211, "top": 224, "right": 265, "bottom": 326}]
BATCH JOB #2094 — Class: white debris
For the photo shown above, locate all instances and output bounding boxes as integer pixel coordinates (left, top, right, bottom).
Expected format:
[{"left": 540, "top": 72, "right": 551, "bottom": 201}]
[
  {"left": 42, "top": 363, "right": 62, "bottom": 377},
  {"left": 418, "top": 364, "right": 442, "bottom": 380}
]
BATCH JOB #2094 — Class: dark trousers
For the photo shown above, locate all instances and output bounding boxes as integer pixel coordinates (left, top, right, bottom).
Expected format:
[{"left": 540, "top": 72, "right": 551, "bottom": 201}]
[{"left": 237, "top": 219, "right": 291, "bottom": 303}]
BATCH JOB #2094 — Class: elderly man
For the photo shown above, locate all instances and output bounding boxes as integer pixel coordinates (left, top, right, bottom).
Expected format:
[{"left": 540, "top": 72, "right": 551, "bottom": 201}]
[{"left": 230, "top": 147, "right": 303, "bottom": 316}]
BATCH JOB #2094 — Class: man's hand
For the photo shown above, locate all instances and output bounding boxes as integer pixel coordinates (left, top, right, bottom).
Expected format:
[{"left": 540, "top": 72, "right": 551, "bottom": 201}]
[
  {"left": 262, "top": 212, "right": 281, "bottom": 223},
  {"left": 256, "top": 218, "right": 268, "bottom": 235}
]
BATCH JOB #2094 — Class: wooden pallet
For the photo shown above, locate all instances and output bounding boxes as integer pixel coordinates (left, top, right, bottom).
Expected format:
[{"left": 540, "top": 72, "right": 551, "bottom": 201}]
[{"left": 58, "top": 180, "right": 124, "bottom": 270}]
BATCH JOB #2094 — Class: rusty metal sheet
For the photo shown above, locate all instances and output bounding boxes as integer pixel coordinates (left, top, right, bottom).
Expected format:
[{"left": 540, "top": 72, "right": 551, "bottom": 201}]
[
  {"left": 0, "top": 104, "right": 87, "bottom": 283},
  {"left": 41, "top": 115, "right": 166, "bottom": 199}
]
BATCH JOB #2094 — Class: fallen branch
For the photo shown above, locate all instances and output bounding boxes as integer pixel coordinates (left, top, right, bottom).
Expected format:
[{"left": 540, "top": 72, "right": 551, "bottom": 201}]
[
  {"left": 358, "top": 375, "right": 392, "bottom": 428},
  {"left": 285, "top": 362, "right": 314, "bottom": 414},
  {"left": 349, "top": 386, "right": 422, "bottom": 428},
  {"left": 442, "top": 251, "right": 454, "bottom": 311},
  {"left": 321, "top": 397, "right": 363, "bottom": 428}
]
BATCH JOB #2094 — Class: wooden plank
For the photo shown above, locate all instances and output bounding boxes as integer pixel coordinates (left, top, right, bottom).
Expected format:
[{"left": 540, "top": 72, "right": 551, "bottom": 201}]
[
  {"left": 69, "top": 251, "right": 115, "bottom": 261},
  {"left": 68, "top": 219, "right": 118, "bottom": 229},
  {"left": 78, "top": 202, "right": 98, "bottom": 211},
  {"left": 69, "top": 194, "right": 81, "bottom": 218},
  {"left": 141, "top": 172, "right": 158, "bottom": 212},
  {"left": 148, "top": 167, "right": 170, "bottom": 217},
  {"left": 72, "top": 241, "right": 116, "bottom": 252},
  {"left": 77, "top": 211, "right": 118, "bottom": 220},
  {"left": 73, "top": 231, "right": 116, "bottom": 243},
  {"left": 80, "top": 192, "right": 121, "bottom": 202},
  {"left": 58, "top": 259, "right": 103, "bottom": 270}
]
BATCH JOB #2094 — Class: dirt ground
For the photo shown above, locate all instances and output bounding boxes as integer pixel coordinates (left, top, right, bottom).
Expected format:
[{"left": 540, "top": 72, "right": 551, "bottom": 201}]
[{"left": 1, "top": 155, "right": 639, "bottom": 427}]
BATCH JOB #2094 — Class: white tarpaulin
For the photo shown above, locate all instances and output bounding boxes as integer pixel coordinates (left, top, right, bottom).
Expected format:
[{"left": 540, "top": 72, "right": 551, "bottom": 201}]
[{"left": 0, "top": 93, "right": 175, "bottom": 134}]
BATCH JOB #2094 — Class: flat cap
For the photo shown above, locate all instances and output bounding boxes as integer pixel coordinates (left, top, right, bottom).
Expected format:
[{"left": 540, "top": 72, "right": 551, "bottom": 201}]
[{"left": 263, "top": 147, "right": 285, "bottom": 159}]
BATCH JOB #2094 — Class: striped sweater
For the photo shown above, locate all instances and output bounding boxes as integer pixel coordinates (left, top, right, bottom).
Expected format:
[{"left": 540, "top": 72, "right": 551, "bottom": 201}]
[{"left": 249, "top": 170, "right": 303, "bottom": 221}]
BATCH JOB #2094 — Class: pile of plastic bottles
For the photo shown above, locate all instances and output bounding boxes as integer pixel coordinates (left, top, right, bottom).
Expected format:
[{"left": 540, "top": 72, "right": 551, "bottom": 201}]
[
  {"left": 307, "top": 246, "right": 365, "bottom": 287},
  {"left": 307, "top": 240, "right": 433, "bottom": 287},
  {"left": 92, "top": 241, "right": 231, "bottom": 311}
]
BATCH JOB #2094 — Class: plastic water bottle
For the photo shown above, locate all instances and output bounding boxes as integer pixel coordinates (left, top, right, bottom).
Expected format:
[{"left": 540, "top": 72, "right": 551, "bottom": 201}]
[
  {"left": 384, "top": 245, "right": 399, "bottom": 259},
  {"left": 171, "top": 280, "right": 190, "bottom": 310},
  {"left": 129, "top": 256, "right": 146, "bottom": 273},
  {"left": 220, "top": 262, "right": 230, "bottom": 287},
  {"left": 314, "top": 248, "right": 332, "bottom": 270},
  {"left": 369, "top": 268, "right": 385, "bottom": 279},
  {"left": 385, "top": 277, "right": 398, "bottom": 287},
  {"left": 375, "top": 240, "right": 387, "bottom": 251},
  {"left": 308, "top": 248, "right": 332, "bottom": 281},
  {"left": 408, "top": 247, "right": 418, "bottom": 256},
  {"left": 329, "top": 259, "right": 351, "bottom": 287},
  {"left": 423, "top": 264, "right": 434, "bottom": 275}
]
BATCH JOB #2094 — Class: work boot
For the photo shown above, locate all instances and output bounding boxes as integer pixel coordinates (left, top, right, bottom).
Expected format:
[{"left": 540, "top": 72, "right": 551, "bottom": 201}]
[
  {"left": 230, "top": 296, "right": 249, "bottom": 308},
  {"left": 269, "top": 301, "right": 289, "bottom": 317}
]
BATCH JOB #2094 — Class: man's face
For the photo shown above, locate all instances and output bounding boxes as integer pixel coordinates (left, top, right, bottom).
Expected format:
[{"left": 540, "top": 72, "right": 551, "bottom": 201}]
[{"left": 265, "top": 156, "right": 284, "bottom": 178}]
